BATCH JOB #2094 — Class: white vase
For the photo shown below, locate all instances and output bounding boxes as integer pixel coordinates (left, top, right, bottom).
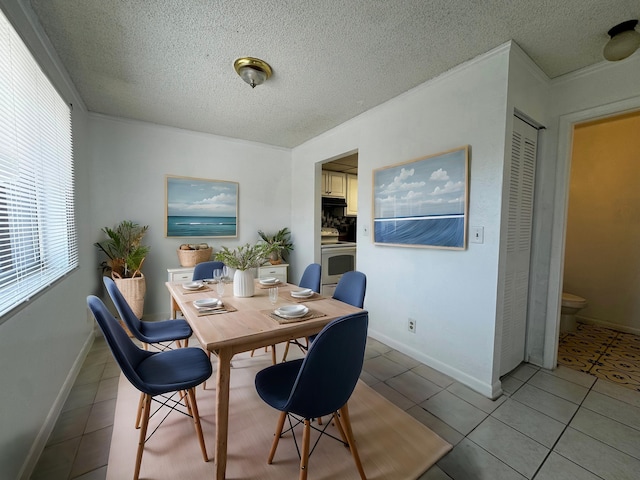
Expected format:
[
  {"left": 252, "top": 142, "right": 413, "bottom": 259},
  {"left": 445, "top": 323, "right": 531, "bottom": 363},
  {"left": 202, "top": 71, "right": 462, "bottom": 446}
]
[{"left": 233, "top": 269, "right": 255, "bottom": 297}]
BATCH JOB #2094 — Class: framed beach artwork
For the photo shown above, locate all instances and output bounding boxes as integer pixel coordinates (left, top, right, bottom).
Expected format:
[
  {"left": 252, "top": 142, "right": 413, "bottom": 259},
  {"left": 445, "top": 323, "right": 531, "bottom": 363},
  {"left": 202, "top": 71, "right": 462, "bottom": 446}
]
[
  {"left": 373, "top": 146, "right": 469, "bottom": 249},
  {"left": 165, "top": 175, "right": 238, "bottom": 238}
]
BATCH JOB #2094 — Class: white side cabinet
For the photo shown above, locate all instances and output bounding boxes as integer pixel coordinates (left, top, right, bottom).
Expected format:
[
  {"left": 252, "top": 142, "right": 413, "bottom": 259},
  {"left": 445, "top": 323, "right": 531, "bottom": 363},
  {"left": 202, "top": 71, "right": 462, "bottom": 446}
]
[
  {"left": 257, "top": 263, "right": 288, "bottom": 283},
  {"left": 167, "top": 266, "right": 195, "bottom": 283},
  {"left": 167, "top": 267, "right": 194, "bottom": 318}
]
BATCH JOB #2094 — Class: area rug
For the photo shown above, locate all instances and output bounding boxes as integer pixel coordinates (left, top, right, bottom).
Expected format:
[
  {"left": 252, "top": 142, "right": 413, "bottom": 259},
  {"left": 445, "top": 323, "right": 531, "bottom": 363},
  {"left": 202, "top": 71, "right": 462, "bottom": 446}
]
[{"left": 107, "top": 349, "right": 451, "bottom": 479}]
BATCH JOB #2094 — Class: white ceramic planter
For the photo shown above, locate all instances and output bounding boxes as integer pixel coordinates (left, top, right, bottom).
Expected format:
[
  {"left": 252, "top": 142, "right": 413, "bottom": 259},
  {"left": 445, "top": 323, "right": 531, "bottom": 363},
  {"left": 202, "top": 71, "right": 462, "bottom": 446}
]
[{"left": 233, "top": 269, "right": 255, "bottom": 297}]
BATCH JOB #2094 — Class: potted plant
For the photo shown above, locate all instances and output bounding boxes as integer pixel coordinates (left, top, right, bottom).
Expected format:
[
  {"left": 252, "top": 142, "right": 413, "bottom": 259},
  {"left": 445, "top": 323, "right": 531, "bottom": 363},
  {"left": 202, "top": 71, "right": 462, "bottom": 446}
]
[
  {"left": 95, "top": 220, "right": 150, "bottom": 320},
  {"left": 215, "top": 243, "right": 274, "bottom": 297},
  {"left": 258, "top": 227, "right": 293, "bottom": 264}
]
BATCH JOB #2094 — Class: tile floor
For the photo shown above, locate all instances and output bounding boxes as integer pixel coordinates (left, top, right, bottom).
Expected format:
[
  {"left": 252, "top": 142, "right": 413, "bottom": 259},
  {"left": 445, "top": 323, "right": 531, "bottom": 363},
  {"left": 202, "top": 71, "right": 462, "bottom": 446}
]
[
  {"left": 558, "top": 322, "right": 640, "bottom": 391},
  {"left": 32, "top": 331, "right": 640, "bottom": 479}
]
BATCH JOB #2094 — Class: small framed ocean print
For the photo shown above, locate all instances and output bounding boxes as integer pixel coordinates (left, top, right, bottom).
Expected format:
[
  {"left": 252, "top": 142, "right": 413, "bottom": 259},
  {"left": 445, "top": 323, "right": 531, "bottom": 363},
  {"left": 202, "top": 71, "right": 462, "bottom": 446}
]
[
  {"left": 373, "top": 146, "right": 469, "bottom": 249},
  {"left": 165, "top": 175, "right": 238, "bottom": 238}
]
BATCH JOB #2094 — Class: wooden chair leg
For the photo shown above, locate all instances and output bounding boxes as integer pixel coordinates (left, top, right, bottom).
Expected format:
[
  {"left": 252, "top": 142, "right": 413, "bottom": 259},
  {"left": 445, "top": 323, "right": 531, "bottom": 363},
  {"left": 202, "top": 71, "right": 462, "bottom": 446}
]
[
  {"left": 281, "top": 340, "right": 291, "bottom": 362},
  {"left": 337, "top": 403, "right": 366, "bottom": 479},
  {"left": 270, "top": 344, "right": 277, "bottom": 364},
  {"left": 135, "top": 392, "right": 145, "bottom": 429},
  {"left": 299, "top": 419, "right": 311, "bottom": 480},
  {"left": 268, "top": 411, "right": 287, "bottom": 464},
  {"left": 186, "top": 387, "right": 208, "bottom": 462},
  {"left": 134, "top": 394, "right": 152, "bottom": 480},
  {"left": 331, "top": 411, "right": 349, "bottom": 446}
]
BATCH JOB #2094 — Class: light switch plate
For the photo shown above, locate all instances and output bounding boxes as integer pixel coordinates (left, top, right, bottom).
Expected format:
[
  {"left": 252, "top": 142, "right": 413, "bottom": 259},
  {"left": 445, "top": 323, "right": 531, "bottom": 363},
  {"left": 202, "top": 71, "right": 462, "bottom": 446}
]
[{"left": 470, "top": 226, "right": 484, "bottom": 244}]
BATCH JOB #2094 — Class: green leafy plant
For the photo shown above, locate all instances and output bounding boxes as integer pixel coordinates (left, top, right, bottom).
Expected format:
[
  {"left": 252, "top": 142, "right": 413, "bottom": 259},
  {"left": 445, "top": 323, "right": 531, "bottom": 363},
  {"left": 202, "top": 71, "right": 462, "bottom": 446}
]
[
  {"left": 257, "top": 227, "right": 293, "bottom": 263},
  {"left": 214, "top": 243, "right": 274, "bottom": 271},
  {"left": 95, "top": 221, "right": 150, "bottom": 278}
]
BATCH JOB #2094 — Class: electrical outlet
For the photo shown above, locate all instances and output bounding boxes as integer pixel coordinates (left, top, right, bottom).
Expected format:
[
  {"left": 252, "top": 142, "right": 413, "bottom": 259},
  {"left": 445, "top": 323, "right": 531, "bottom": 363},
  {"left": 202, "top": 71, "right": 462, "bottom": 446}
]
[{"left": 408, "top": 318, "right": 416, "bottom": 333}]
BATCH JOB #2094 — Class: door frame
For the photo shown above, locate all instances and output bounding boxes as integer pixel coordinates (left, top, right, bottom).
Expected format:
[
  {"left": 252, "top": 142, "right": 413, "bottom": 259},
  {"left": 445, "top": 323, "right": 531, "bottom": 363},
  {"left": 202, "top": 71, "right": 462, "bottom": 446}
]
[{"left": 543, "top": 96, "right": 640, "bottom": 369}]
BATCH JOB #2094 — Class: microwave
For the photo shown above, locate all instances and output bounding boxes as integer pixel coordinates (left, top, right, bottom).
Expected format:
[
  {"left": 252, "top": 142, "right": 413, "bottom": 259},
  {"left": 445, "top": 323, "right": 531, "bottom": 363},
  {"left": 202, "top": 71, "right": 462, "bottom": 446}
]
[{"left": 321, "top": 244, "right": 356, "bottom": 287}]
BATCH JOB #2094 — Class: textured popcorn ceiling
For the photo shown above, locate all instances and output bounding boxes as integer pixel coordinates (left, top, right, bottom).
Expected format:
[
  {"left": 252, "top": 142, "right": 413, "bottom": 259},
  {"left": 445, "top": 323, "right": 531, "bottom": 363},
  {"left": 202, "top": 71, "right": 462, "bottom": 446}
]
[{"left": 29, "top": 0, "right": 640, "bottom": 148}]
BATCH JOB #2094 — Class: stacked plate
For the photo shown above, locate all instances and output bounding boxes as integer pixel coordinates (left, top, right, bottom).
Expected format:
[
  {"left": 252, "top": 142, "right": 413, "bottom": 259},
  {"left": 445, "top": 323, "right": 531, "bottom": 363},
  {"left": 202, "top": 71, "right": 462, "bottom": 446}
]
[
  {"left": 291, "top": 288, "right": 314, "bottom": 299},
  {"left": 274, "top": 304, "right": 309, "bottom": 319},
  {"left": 193, "top": 298, "right": 219, "bottom": 308},
  {"left": 259, "top": 277, "right": 280, "bottom": 286},
  {"left": 183, "top": 281, "right": 204, "bottom": 290}
]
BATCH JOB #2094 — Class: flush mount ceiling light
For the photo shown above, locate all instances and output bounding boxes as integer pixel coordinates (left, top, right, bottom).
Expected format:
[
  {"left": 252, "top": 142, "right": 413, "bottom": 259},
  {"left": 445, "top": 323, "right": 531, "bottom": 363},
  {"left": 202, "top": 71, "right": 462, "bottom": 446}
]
[
  {"left": 233, "top": 57, "right": 272, "bottom": 88},
  {"left": 603, "top": 19, "right": 640, "bottom": 61}
]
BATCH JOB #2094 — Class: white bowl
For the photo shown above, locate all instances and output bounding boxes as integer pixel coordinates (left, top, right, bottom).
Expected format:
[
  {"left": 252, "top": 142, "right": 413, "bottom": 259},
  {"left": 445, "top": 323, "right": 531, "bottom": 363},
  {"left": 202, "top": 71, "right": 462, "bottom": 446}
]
[
  {"left": 259, "top": 277, "right": 279, "bottom": 285},
  {"left": 291, "top": 289, "right": 313, "bottom": 298},
  {"left": 194, "top": 298, "right": 219, "bottom": 308},
  {"left": 275, "top": 304, "right": 308, "bottom": 318},
  {"left": 183, "top": 281, "right": 204, "bottom": 290}
]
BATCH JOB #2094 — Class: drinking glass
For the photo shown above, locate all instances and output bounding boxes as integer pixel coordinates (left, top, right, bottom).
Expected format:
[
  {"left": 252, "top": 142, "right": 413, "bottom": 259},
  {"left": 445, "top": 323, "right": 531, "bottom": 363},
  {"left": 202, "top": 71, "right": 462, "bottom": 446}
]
[
  {"left": 269, "top": 286, "right": 278, "bottom": 306},
  {"left": 216, "top": 278, "right": 225, "bottom": 297},
  {"left": 213, "top": 268, "right": 222, "bottom": 283},
  {"left": 222, "top": 265, "right": 229, "bottom": 282}
]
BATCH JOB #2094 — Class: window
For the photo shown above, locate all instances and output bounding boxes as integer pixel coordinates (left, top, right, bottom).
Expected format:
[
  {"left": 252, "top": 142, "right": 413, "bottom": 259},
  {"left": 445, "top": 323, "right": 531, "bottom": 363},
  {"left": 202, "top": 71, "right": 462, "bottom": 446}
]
[{"left": 0, "top": 10, "right": 77, "bottom": 318}]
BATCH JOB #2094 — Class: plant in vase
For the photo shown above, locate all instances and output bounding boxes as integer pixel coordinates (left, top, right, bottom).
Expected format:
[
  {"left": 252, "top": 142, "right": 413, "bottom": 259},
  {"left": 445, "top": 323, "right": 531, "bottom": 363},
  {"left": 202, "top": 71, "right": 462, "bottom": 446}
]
[
  {"left": 214, "top": 243, "right": 274, "bottom": 297},
  {"left": 95, "top": 220, "right": 150, "bottom": 321},
  {"left": 257, "top": 227, "right": 293, "bottom": 264}
]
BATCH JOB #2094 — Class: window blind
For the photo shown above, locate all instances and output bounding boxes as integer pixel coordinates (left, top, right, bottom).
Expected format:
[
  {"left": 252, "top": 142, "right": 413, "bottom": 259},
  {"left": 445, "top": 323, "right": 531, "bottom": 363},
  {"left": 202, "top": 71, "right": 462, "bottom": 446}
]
[{"left": 0, "top": 11, "right": 77, "bottom": 318}]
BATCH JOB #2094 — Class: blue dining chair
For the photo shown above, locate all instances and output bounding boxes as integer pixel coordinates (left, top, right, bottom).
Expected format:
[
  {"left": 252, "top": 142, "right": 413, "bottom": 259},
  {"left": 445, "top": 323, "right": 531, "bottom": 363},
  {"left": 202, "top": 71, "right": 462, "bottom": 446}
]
[
  {"left": 281, "top": 263, "right": 322, "bottom": 362},
  {"left": 192, "top": 260, "right": 225, "bottom": 280},
  {"left": 87, "top": 295, "right": 212, "bottom": 480},
  {"left": 299, "top": 263, "right": 321, "bottom": 293},
  {"left": 333, "top": 270, "right": 367, "bottom": 308},
  {"left": 103, "top": 276, "right": 192, "bottom": 350},
  {"left": 306, "top": 270, "right": 367, "bottom": 349},
  {"left": 255, "top": 311, "right": 369, "bottom": 480}
]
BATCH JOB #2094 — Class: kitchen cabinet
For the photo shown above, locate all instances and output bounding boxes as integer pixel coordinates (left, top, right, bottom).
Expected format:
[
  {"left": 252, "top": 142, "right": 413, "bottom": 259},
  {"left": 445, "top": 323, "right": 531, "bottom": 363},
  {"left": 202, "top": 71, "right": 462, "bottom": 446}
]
[
  {"left": 258, "top": 263, "right": 288, "bottom": 283},
  {"left": 322, "top": 171, "right": 346, "bottom": 198},
  {"left": 346, "top": 174, "right": 358, "bottom": 216}
]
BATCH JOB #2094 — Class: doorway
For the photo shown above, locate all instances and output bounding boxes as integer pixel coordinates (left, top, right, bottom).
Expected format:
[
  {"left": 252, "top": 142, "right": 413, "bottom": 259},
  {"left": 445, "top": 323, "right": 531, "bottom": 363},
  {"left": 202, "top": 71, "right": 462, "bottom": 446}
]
[{"left": 555, "top": 110, "right": 640, "bottom": 390}]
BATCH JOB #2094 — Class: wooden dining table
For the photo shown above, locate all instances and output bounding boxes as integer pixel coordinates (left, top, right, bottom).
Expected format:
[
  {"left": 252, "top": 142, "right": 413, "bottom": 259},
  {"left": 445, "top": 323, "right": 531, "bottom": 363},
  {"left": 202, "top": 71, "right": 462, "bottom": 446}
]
[{"left": 166, "top": 279, "right": 363, "bottom": 480}]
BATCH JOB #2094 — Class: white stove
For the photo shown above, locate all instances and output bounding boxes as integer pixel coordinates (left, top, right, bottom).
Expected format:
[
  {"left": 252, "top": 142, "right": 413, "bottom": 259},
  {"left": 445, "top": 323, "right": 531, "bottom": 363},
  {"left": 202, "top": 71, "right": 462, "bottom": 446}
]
[
  {"left": 320, "top": 227, "right": 357, "bottom": 296},
  {"left": 321, "top": 227, "right": 340, "bottom": 245}
]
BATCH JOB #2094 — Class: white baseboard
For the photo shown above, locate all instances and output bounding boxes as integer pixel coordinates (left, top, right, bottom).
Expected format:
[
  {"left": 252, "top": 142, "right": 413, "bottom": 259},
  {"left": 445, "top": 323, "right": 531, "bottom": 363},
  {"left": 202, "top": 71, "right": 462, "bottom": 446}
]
[{"left": 577, "top": 316, "right": 640, "bottom": 335}]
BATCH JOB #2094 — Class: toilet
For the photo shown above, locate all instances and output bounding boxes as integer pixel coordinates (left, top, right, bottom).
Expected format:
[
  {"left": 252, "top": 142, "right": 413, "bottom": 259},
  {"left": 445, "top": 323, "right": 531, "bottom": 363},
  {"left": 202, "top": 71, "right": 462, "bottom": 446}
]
[{"left": 560, "top": 292, "right": 588, "bottom": 332}]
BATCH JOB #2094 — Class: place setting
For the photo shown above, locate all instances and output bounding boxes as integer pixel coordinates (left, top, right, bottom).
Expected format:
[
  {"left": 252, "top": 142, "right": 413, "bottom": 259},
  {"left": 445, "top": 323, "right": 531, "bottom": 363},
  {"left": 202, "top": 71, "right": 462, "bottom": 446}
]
[
  {"left": 263, "top": 286, "right": 325, "bottom": 323},
  {"left": 192, "top": 297, "right": 237, "bottom": 316},
  {"left": 257, "top": 277, "right": 282, "bottom": 289},
  {"left": 284, "top": 287, "right": 325, "bottom": 303},
  {"left": 178, "top": 281, "right": 212, "bottom": 294}
]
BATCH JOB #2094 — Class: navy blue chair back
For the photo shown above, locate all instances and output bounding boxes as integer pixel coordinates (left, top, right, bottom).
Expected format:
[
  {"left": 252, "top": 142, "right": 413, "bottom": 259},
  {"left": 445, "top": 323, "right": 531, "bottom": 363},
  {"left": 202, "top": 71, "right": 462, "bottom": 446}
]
[
  {"left": 103, "top": 276, "right": 143, "bottom": 335},
  {"left": 87, "top": 295, "right": 154, "bottom": 393},
  {"left": 282, "top": 311, "right": 368, "bottom": 419},
  {"left": 333, "top": 270, "right": 366, "bottom": 308},
  {"left": 299, "top": 263, "right": 321, "bottom": 293},
  {"left": 192, "top": 261, "right": 225, "bottom": 280}
]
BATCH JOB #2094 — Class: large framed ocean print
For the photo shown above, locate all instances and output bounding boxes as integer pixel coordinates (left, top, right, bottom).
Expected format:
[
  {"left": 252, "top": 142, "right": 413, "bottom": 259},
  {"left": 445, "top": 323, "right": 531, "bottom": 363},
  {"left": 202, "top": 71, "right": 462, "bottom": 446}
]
[
  {"left": 165, "top": 175, "right": 238, "bottom": 238},
  {"left": 373, "top": 146, "right": 469, "bottom": 249}
]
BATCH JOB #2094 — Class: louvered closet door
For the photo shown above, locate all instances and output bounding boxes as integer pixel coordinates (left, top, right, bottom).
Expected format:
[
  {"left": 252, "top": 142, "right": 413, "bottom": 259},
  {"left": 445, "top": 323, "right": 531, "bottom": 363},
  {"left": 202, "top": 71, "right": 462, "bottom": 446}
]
[{"left": 499, "top": 116, "right": 538, "bottom": 376}]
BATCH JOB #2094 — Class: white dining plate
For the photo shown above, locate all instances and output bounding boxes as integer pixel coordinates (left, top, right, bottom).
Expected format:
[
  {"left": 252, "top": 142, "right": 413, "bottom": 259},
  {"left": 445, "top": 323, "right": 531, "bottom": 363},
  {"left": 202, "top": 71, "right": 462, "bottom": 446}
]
[
  {"left": 275, "top": 304, "right": 309, "bottom": 318},
  {"left": 193, "top": 298, "right": 219, "bottom": 308},
  {"left": 291, "top": 289, "right": 313, "bottom": 298},
  {"left": 183, "top": 281, "right": 204, "bottom": 290},
  {"left": 259, "top": 277, "right": 279, "bottom": 285}
]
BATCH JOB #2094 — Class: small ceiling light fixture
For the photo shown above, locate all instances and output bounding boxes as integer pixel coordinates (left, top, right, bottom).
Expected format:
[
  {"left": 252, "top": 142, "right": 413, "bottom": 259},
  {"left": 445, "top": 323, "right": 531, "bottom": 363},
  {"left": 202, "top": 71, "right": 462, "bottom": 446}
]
[
  {"left": 603, "top": 19, "right": 640, "bottom": 61},
  {"left": 233, "top": 57, "right": 272, "bottom": 88}
]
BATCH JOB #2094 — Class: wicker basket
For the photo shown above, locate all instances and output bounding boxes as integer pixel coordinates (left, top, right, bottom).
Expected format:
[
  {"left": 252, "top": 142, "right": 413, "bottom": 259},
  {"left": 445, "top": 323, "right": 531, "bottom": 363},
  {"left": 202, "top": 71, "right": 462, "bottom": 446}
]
[
  {"left": 111, "top": 272, "right": 146, "bottom": 336},
  {"left": 177, "top": 247, "right": 213, "bottom": 267}
]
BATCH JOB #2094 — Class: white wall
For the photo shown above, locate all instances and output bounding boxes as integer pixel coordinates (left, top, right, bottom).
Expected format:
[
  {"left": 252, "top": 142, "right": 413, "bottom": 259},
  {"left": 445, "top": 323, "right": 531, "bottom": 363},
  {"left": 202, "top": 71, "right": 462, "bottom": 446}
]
[
  {"left": 293, "top": 44, "right": 512, "bottom": 397},
  {"left": 88, "top": 115, "right": 292, "bottom": 317},
  {"left": 0, "top": 2, "right": 95, "bottom": 479}
]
